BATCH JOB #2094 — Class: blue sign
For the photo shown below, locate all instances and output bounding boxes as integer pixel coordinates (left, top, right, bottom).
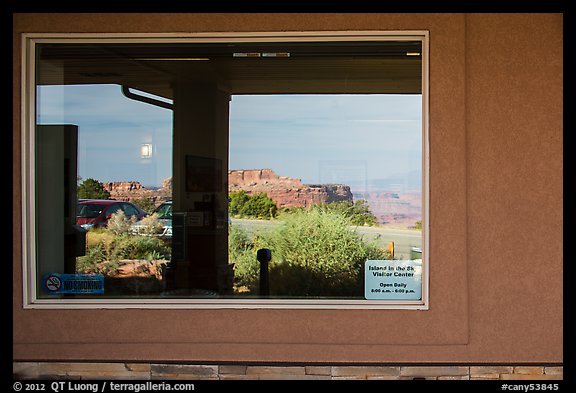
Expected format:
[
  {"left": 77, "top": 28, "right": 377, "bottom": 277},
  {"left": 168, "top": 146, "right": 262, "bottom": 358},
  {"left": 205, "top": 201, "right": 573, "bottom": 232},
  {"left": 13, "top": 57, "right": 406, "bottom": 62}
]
[{"left": 43, "top": 273, "right": 104, "bottom": 294}]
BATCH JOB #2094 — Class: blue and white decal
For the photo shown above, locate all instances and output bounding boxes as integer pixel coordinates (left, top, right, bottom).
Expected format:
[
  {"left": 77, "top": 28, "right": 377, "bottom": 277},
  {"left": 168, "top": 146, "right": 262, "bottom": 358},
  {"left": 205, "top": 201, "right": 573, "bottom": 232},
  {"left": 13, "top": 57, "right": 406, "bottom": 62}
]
[{"left": 42, "top": 273, "right": 104, "bottom": 294}]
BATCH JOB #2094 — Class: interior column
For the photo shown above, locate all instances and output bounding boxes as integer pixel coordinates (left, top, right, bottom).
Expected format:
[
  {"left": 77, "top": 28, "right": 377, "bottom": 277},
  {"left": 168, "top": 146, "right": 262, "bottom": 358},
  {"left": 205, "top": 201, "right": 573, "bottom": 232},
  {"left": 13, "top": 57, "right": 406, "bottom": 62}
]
[{"left": 168, "top": 81, "right": 232, "bottom": 295}]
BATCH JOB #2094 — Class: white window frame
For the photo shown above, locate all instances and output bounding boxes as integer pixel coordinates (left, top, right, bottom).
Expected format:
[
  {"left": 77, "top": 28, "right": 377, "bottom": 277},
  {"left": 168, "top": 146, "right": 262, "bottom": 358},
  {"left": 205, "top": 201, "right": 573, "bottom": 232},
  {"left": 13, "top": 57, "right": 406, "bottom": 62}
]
[{"left": 21, "top": 31, "right": 430, "bottom": 309}]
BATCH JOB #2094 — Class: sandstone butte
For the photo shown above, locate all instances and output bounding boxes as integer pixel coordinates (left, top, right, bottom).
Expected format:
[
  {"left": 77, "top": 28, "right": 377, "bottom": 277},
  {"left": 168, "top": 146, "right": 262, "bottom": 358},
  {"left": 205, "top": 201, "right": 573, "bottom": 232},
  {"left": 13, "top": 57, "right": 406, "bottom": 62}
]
[
  {"left": 102, "top": 169, "right": 353, "bottom": 209},
  {"left": 228, "top": 169, "right": 352, "bottom": 208}
]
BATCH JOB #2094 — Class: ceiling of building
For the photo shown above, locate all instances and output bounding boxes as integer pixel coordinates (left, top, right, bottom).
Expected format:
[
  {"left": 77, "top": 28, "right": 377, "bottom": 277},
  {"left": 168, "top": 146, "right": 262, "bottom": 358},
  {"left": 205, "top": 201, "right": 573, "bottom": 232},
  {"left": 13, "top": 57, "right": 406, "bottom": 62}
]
[{"left": 36, "top": 41, "right": 423, "bottom": 98}]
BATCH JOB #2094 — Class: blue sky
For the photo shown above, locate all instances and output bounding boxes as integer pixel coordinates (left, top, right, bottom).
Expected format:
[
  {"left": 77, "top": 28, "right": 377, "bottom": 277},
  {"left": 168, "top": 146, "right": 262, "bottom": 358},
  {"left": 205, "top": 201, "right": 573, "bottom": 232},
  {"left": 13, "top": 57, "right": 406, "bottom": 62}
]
[
  {"left": 37, "top": 85, "right": 173, "bottom": 188},
  {"left": 229, "top": 94, "right": 422, "bottom": 190},
  {"left": 37, "top": 85, "right": 422, "bottom": 192}
]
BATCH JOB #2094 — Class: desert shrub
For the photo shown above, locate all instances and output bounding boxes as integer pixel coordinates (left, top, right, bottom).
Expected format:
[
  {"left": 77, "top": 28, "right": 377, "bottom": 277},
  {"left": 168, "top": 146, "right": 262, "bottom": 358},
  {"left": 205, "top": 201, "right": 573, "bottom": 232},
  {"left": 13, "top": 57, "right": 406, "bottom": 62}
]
[
  {"left": 76, "top": 228, "right": 114, "bottom": 272},
  {"left": 277, "top": 206, "right": 304, "bottom": 217},
  {"left": 228, "top": 225, "right": 271, "bottom": 291},
  {"left": 136, "top": 213, "right": 165, "bottom": 236},
  {"left": 76, "top": 243, "right": 107, "bottom": 273},
  {"left": 84, "top": 227, "right": 116, "bottom": 248},
  {"left": 279, "top": 200, "right": 378, "bottom": 226},
  {"left": 229, "top": 208, "right": 390, "bottom": 297},
  {"left": 267, "top": 209, "right": 384, "bottom": 297},
  {"left": 111, "top": 235, "right": 170, "bottom": 261},
  {"left": 76, "top": 226, "right": 171, "bottom": 274},
  {"left": 106, "top": 210, "right": 136, "bottom": 235}
]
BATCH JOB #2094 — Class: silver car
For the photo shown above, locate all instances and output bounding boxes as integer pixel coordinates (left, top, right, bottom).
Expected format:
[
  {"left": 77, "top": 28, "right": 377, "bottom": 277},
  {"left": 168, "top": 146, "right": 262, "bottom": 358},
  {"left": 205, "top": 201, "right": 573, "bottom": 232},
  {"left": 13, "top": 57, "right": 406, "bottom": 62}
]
[{"left": 131, "top": 201, "right": 172, "bottom": 237}]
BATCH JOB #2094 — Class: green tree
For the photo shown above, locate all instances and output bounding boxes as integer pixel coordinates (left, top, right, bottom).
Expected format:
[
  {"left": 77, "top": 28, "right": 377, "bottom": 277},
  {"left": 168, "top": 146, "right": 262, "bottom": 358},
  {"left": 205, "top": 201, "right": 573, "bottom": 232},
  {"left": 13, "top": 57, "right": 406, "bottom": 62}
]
[
  {"left": 316, "top": 199, "right": 378, "bottom": 226},
  {"left": 229, "top": 190, "right": 251, "bottom": 216},
  {"left": 229, "top": 191, "right": 278, "bottom": 219},
  {"left": 242, "top": 192, "right": 277, "bottom": 219},
  {"left": 132, "top": 197, "right": 156, "bottom": 213},
  {"left": 78, "top": 178, "right": 111, "bottom": 199},
  {"left": 348, "top": 199, "right": 378, "bottom": 226}
]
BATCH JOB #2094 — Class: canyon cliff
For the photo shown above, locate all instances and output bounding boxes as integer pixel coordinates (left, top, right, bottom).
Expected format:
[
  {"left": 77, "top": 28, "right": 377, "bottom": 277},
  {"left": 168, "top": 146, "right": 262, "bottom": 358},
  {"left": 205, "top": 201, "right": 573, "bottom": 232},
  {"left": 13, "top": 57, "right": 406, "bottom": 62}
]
[
  {"left": 228, "top": 169, "right": 352, "bottom": 208},
  {"left": 103, "top": 170, "right": 352, "bottom": 209},
  {"left": 104, "top": 180, "right": 171, "bottom": 205}
]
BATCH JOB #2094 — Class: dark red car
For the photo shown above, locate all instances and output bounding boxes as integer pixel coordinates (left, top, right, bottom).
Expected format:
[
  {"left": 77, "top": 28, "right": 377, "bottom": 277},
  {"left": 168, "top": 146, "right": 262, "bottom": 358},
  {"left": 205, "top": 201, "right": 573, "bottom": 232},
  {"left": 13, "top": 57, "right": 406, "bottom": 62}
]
[{"left": 76, "top": 199, "right": 147, "bottom": 230}]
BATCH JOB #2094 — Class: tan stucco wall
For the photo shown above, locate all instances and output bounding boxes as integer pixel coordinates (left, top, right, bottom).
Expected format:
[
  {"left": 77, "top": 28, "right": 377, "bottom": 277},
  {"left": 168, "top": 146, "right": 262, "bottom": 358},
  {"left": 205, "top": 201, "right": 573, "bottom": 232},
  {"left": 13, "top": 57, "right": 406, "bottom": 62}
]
[{"left": 12, "top": 13, "right": 562, "bottom": 364}]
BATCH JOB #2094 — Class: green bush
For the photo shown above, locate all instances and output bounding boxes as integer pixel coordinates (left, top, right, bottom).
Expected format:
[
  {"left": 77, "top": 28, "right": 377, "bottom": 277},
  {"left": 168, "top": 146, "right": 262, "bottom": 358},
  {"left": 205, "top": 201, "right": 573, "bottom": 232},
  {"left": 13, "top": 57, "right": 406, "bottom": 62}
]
[
  {"left": 229, "top": 190, "right": 251, "bottom": 216},
  {"left": 76, "top": 227, "right": 171, "bottom": 274},
  {"left": 229, "top": 208, "right": 390, "bottom": 297},
  {"left": 76, "top": 242, "right": 107, "bottom": 273},
  {"left": 229, "top": 190, "right": 278, "bottom": 219},
  {"left": 280, "top": 199, "right": 378, "bottom": 227},
  {"left": 228, "top": 225, "right": 270, "bottom": 291},
  {"left": 268, "top": 209, "right": 386, "bottom": 297},
  {"left": 77, "top": 178, "right": 111, "bottom": 199}
]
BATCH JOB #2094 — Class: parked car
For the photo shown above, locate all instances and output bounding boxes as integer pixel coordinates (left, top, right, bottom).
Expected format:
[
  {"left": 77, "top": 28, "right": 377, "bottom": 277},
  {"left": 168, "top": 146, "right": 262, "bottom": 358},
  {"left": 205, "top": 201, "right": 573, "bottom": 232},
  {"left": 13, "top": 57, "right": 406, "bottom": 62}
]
[
  {"left": 131, "top": 201, "right": 173, "bottom": 237},
  {"left": 130, "top": 201, "right": 232, "bottom": 238},
  {"left": 76, "top": 199, "right": 147, "bottom": 230},
  {"left": 153, "top": 201, "right": 172, "bottom": 220}
]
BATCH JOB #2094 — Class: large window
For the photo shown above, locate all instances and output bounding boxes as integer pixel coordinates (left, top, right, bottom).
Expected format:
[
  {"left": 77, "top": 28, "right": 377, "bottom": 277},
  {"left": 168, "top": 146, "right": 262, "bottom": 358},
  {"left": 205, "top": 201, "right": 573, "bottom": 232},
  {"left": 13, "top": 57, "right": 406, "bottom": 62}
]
[{"left": 22, "top": 32, "right": 429, "bottom": 308}]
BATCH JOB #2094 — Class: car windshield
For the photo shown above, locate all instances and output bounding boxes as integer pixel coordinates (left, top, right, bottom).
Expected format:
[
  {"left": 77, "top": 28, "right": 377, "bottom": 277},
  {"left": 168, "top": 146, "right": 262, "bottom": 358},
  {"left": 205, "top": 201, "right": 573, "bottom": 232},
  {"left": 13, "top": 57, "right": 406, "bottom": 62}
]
[
  {"left": 77, "top": 203, "right": 106, "bottom": 218},
  {"left": 153, "top": 203, "right": 172, "bottom": 219}
]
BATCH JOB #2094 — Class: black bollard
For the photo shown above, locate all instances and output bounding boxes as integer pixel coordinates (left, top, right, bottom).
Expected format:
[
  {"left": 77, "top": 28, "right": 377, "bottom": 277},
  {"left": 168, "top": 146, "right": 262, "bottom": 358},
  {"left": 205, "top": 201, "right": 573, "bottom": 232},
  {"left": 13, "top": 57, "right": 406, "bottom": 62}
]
[{"left": 257, "top": 248, "right": 272, "bottom": 297}]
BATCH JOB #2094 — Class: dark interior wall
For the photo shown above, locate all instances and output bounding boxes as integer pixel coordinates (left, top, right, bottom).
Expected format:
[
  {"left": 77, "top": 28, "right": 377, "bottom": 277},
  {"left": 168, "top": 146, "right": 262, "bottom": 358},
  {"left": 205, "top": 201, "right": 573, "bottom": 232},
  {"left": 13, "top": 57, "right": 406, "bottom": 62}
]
[{"left": 12, "top": 13, "right": 562, "bottom": 363}]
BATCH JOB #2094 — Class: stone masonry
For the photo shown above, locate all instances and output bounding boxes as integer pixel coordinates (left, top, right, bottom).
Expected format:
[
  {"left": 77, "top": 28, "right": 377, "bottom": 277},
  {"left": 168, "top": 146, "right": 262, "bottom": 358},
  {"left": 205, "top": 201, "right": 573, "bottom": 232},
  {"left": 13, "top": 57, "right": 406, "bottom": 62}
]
[{"left": 13, "top": 363, "right": 563, "bottom": 380}]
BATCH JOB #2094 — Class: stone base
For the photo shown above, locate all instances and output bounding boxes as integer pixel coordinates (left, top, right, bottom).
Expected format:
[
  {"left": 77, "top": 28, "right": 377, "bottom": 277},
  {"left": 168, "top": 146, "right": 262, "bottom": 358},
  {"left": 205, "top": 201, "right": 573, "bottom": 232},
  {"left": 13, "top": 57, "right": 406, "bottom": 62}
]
[{"left": 13, "top": 362, "right": 563, "bottom": 380}]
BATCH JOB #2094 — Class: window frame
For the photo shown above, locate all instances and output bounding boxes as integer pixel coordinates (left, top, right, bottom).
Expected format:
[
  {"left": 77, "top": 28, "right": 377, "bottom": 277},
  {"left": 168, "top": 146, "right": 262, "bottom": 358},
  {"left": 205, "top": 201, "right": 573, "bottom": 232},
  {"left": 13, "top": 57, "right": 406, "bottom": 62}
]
[{"left": 21, "top": 31, "right": 430, "bottom": 310}]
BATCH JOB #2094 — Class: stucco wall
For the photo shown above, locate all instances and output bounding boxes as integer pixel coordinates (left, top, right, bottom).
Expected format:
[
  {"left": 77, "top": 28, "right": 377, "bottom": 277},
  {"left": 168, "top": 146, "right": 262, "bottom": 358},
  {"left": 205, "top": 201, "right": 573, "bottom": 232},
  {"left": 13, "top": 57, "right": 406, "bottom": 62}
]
[{"left": 12, "top": 13, "right": 562, "bottom": 364}]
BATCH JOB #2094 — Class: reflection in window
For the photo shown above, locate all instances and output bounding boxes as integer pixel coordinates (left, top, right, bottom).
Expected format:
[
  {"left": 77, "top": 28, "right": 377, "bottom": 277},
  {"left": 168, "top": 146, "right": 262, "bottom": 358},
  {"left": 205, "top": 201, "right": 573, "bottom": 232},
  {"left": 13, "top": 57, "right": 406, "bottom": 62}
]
[
  {"left": 30, "top": 39, "right": 425, "bottom": 305},
  {"left": 228, "top": 94, "right": 422, "bottom": 298}
]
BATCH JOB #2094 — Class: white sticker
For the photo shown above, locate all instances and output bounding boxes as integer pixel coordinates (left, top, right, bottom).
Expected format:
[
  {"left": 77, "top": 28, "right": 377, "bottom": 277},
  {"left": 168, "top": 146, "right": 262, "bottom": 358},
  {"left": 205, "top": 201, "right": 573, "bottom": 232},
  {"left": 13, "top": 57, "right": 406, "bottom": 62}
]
[{"left": 364, "top": 259, "right": 422, "bottom": 300}]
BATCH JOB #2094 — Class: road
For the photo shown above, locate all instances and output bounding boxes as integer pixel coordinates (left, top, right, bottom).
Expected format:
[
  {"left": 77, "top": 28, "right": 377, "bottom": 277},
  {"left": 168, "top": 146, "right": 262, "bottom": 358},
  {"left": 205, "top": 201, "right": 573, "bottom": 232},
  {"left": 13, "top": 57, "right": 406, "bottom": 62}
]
[{"left": 231, "top": 218, "right": 422, "bottom": 259}]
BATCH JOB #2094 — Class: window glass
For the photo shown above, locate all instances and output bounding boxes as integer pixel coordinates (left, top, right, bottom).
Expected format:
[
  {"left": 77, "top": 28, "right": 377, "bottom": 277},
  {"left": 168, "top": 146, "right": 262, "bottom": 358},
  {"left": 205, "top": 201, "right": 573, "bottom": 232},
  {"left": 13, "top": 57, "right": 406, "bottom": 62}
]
[
  {"left": 122, "top": 203, "right": 138, "bottom": 216},
  {"left": 154, "top": 203, "right": 172, "bottom": 219},
  {"left": 77, "top": 203, "right": 106, "bottom": 219},
  {"left": 31, "top": 38, "right": 425, "bottom": 306}
]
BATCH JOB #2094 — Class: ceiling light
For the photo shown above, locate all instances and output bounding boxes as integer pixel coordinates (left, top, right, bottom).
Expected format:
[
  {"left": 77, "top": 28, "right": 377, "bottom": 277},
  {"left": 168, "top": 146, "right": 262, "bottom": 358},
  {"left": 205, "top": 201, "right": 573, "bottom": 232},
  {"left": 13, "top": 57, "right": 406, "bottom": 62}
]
[
  {"left": 141, "top": 144, "right": 153, "bottom": 159},
  {"left": 134, "top": 58, "right": 210, "bottom": 61},
  {"left": 262, "top": 53, "right": 291, "bottom": 57},
  {"left": 233, "top": 53, "right": 261, "bottom": 57}
]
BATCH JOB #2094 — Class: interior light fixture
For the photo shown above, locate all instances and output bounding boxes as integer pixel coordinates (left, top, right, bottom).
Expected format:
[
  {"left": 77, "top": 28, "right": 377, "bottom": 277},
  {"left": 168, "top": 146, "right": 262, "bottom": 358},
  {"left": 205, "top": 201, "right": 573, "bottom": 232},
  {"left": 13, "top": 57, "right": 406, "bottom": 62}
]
[
  {"left": 406, "top": 52, "right": 421, "bottom": 56},
  {"left": 262, "top": 52, "right": 291, "bottom": 57},
  {"left": 233, "top": 53, "right": 261, "bottom": 57},
  {"left": 140, "top": 143, "right": 153, "bottom": 159},
  {"left": 134, "top": 58, "right": 210, "bottom": 61},
  {"left": 233, "top": 52, "right": 291, "bottom": 58}
]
